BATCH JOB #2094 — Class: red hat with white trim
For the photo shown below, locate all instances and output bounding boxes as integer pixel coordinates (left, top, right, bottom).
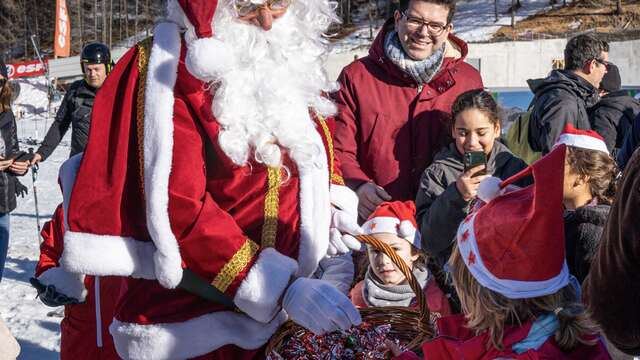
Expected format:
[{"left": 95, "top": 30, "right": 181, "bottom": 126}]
[
  {"left": 455, "top": 145, "right": 569, "bottom": 299},
  {"left": 363, "top": 201, "right": 421, "bottom": 249},
  {"left": 169, "top": 0, "right": 236, "bottom": 82},
  {"left": 554, "top": 123, "right": 609, "bottom": 154}
]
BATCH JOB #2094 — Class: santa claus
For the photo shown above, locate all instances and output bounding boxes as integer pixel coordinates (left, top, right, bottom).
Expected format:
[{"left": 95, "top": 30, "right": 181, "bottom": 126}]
[{"left": 55, "top": 0, "right": 364, "bottom": 359}]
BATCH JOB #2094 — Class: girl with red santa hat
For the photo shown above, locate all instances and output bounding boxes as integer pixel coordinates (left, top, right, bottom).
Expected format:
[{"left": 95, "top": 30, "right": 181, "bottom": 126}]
[{"left": 387, "top": 144, "right": 611, "bottom": 359}]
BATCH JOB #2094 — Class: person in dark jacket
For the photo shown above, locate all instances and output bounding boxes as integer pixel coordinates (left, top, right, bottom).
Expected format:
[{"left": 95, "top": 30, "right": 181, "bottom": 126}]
[
  {"left": 528, "top": 34, "right": 608, "bottom": 155},
  {"left": 333, "top": 0, "right": 483, "bottom": 220},
  {"left": 0, "top": 59, "right": 29, "bottom": 282},
  {"left": 589, "top": 63, "right": 640, "bottom": 155},
  {"left": 616, "top": 113, "right": 640, "bottom": 171},
  {"left": 584, "top": 146, "right": 640, "bottom": 356},
  {"left": 31, "top": 43, "right": 112, "bottom": 164},
  {"left": 416, "top": 89, "right": 529, "bottom": 267}
]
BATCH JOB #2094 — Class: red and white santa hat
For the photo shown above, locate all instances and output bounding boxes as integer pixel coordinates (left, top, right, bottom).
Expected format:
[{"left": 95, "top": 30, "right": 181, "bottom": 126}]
[
  {"left": 554, "top": 123, "right": 609, "bottom": 154},
  {"left": 172, "top": 0, "right": 235, "bottom": 82},
  {"left": 455, "top": 145, "right": 570, "bottom": 299},
  {"left": 362, "top": 201, "right": 421, "bottom": 249}
]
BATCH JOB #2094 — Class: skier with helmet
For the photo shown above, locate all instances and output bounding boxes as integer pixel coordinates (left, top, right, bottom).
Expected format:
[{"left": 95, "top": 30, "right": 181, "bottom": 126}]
[{"left": 31, "top": 42, "right": 113, "bottom": 165}]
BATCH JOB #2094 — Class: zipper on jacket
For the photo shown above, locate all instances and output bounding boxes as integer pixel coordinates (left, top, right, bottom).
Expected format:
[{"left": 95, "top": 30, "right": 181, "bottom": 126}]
[
  {"left": 417, "top": 84, "right": 423, "bottom": 94},
  {"left": 95, "top": 276, "right": 103, "bottom": 348}
]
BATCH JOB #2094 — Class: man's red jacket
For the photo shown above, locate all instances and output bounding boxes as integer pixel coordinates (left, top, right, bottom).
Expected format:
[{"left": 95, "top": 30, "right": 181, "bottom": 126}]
[{"left": 333, "top": 21, "right": 483, "bottom": 200}]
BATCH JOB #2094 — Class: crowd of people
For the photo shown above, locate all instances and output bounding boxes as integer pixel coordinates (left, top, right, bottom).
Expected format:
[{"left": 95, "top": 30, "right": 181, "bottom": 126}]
[{"left": 1, "top": 0, "right": 640, "bottom": 359}]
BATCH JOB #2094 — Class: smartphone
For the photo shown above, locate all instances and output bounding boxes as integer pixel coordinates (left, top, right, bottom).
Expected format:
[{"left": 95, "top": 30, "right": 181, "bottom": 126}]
[
  {"left": 463, "top": 151, "right": 487, "bottom": 177},
  {"left": 14, "top": 152, "right": 35, "bottom": 162}
]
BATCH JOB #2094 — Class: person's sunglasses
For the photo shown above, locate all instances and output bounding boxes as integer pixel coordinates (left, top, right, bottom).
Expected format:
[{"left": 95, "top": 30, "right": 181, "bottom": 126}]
[
  {"left": 593, "top": 58, "right": 610, "bottom": 69},
  {"left": 401, "top": 10, "right": 449, "bottom": 36},
  {"left": 233, "top": 0, "right": 291, "bottom": 18}
]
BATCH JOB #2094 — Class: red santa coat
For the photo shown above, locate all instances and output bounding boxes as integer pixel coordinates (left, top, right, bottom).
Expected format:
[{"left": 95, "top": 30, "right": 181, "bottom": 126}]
[
  {"left": 393, "top": 315, "right": 611, "bottom": 360},
  {"left": 57, "top": 22, "right": 357, "bottom": 359},
  {"left": 35, "top": 204, "right": 121, "bottom": 360},
  {"left": 333, "top": 21, "right": 484, "bottom": 201}
]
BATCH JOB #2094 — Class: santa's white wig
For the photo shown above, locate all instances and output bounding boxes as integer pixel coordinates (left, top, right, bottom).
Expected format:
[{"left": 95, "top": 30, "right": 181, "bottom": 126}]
[{"left": 167, "top": 0, "right": 340, "bottom": 169}]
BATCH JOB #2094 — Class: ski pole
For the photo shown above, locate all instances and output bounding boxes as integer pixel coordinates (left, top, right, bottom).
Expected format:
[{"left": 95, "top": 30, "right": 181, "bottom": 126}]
[{"left": 28, "top": 148, "right": 41, "bottom": 237}]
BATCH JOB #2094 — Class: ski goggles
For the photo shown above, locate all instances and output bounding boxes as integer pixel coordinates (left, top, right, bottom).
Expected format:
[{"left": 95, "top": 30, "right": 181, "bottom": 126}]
[{"left": 232, "top": 0, "right": 292, "bottom": 19}]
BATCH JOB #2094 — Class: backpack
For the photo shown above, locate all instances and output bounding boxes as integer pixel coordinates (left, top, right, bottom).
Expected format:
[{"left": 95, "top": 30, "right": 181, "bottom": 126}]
[{"left": 505, "top": 109, "right": 542, "bottom": 165}]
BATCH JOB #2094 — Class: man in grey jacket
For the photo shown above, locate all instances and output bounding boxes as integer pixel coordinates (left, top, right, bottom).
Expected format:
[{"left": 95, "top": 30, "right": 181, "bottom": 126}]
[{"left": 528, "top": 34, "right": 609, "bottom": 154}]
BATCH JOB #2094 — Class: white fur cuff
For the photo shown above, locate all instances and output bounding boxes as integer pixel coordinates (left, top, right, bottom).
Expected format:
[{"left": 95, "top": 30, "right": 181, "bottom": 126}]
[
  {"left": 110, "top": 310, "right": 288, "bottom": 359},
  {"left": 37, "top": 267, "right": 88, "bottom": 302},
  {"left": 61, "top": 231, "right": 157, "bottom": 280},
  {"left": 234, "top": 248, "right": 298, "bottom": 323}
]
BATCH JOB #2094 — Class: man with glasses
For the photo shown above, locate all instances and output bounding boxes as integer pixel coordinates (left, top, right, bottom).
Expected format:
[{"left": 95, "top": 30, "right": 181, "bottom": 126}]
[
  {"left": 54, "top": 0, "right": 363, "bottom": 359},
  {"left": 333, "top": 0, "right": 483, "bottom": 221},
  {"left": 528, "top": 34, "right": 609, "bottom": 154}
]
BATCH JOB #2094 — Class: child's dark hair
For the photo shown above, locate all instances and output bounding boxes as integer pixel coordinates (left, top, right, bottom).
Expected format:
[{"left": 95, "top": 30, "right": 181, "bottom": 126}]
[
  {"left": 450, "top": 89, "right": 501, "bottom": 130},
  {"left": 566, "top": 146, "right": 618, "bottom": 205}
]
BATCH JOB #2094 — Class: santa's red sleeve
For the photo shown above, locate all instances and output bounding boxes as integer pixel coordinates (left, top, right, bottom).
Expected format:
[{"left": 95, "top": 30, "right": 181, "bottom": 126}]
[{"left": 35, "top": 204, "right": 87, "bottom": 301}]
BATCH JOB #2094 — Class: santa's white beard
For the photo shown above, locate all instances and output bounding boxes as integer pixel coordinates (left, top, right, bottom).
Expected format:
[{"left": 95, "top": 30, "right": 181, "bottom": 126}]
[{"left": 176, "top": 0, "right": 340, "bottom": 169}]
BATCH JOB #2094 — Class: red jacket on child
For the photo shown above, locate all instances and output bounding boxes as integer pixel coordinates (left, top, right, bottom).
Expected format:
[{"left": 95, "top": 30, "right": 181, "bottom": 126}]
[
  {"left": 35, "top": 205, "right": 121, "bottom": 360},
  {"left": 393, "top": 314, "right": 611, "bottom": 360}
]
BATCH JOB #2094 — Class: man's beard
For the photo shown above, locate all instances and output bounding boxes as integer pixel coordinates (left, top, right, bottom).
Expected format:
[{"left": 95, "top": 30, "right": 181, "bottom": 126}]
[{"left": 187, "top": 1, "right": 340, "bottom": 169}]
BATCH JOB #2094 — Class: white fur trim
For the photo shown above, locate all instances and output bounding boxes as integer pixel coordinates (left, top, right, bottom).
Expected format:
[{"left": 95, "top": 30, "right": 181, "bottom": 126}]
[
  {"left": 185, "top": 37, "right": 234, "bottom": 82},
  {"left": 363, "top": 217, "right": 419, "bottom": 248},
  {"left": 58, "top": 153, "right": 83, "bottom": 230},
  {"left": 61, "top": 231, "right": 157, "bottom": 279},
  {"left": 110, "top": 310, "right": 288, "bottom": 359},
  {"left": 37, "top": 267, "right": 88, "bottom": 302},
  {"left": 295, "top": 124, "right": 332, "bottom": 277},
  {"left": 555, "top": 133, "right": 609, "bottom": 154},
  {"left": 143, "top": 22, "right": 183, "bottom": 289},
  {"left": 234, "top": 248, "right": 298, "bottom": 323},
  {"left": 330, "top": 184, "right": 359, "bottom": 219},
  {"left": 456, "top": 212, "right": 569, "bottom": 299},
  {"left": 477, "top": 176, "right": 504, "bottom": 203},
  {"left": 58, "top": 153, "right": 156, "bottom": 280}
]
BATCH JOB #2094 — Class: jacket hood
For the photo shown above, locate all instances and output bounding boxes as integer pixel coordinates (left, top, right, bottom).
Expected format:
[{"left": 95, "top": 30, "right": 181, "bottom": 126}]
[
  {"left": 369, "top": 19, "right": 470, "bottom": 83},
  {"left": 529, "top": 70, "right": 599, "bottom": 106},
  {"left": 432, "top": 141, "right": 516, "bottom": 174},
  {"left": 597, "top": 91, "right": 640, "bottom": 114}
]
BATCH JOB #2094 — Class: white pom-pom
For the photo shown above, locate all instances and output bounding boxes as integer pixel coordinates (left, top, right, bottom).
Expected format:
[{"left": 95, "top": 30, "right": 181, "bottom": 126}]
[
  {"left": 185, "top": 37, "right": 234, "bottom": 82},
  {"left": 398, "top": 220, "right": 416, "bottom": 239},
  {"left": 477, "top": 176, "right": 503, "bottom": 203}
]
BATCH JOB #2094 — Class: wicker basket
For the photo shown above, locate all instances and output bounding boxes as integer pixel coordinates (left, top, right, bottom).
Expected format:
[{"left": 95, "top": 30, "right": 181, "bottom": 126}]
[{"left": 265, "top": 234, "right": 434, "bottom": 356}]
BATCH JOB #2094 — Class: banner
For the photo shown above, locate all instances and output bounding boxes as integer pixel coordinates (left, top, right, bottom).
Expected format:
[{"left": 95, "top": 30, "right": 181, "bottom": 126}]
[
  {"left": 54, "top": 0, "right": 71, "bottom": 57},
  {"left": 6, "top": 60, "right": 48, "bottom": 79}
]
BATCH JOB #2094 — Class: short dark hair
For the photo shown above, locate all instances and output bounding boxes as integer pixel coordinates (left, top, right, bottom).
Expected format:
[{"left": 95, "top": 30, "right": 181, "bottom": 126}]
[
  {"left": 564, "top": 34, "right": 608, "bottom": 71},
  {"left": 399, "top": 0, "right": 457, "bottom": 24}
]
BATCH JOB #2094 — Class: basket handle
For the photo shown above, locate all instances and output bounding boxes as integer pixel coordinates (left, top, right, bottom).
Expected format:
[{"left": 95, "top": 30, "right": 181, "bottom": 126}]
[{"left": 355, "top": 234, "right": 431, "bottom": 324}]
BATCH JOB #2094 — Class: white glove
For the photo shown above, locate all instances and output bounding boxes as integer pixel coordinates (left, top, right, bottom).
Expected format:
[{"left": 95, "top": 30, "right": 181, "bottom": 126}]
[
  {"left": 283, "top": 277, "right": 362, "bottom": 335},
  {"left": 314, "top": 253, "right": 355, "bottom": 295},
  {"left": 328, "top": 207, "right": 365, "bottom": 256}
]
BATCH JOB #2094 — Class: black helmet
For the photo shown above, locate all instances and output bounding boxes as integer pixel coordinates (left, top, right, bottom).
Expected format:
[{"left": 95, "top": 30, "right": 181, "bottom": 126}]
[{"left": 80, "top": 42, "right": 113, "bottom": 73}]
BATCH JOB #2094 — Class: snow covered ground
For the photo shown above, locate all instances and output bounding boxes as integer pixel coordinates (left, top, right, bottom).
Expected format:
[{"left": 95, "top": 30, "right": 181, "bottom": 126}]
[
  {"left": 1, "top": 77, "right": 65, "bottom": 359},
  {"left": 331, "top": 0, "right": 553, "bottom": 54}
]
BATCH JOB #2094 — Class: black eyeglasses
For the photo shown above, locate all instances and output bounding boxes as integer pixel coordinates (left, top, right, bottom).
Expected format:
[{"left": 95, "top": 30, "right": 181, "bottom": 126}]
[
  {"left": 593, "top": 58, "right": 610, "bottom": 69},
  {"left": 401, "top": 11, "right": 449, "bottom": 36}
]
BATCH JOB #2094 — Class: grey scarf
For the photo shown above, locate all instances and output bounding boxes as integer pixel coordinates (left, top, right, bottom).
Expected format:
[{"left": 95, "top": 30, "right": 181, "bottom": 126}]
[
  {"left": 363, "top": 266, "right": 430, "bottom": 307},
  {"left": 384, "top": 30, "right": 445, "bottom": 85}
]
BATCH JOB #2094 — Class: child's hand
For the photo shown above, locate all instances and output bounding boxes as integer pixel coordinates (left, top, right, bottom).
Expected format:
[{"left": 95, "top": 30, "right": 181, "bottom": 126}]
[
  {"left": 384, "top": 339, "right": 403, "bottom": 357},
  {"left": 456, "top": 165, "right": 489, "bottom": 201}
]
